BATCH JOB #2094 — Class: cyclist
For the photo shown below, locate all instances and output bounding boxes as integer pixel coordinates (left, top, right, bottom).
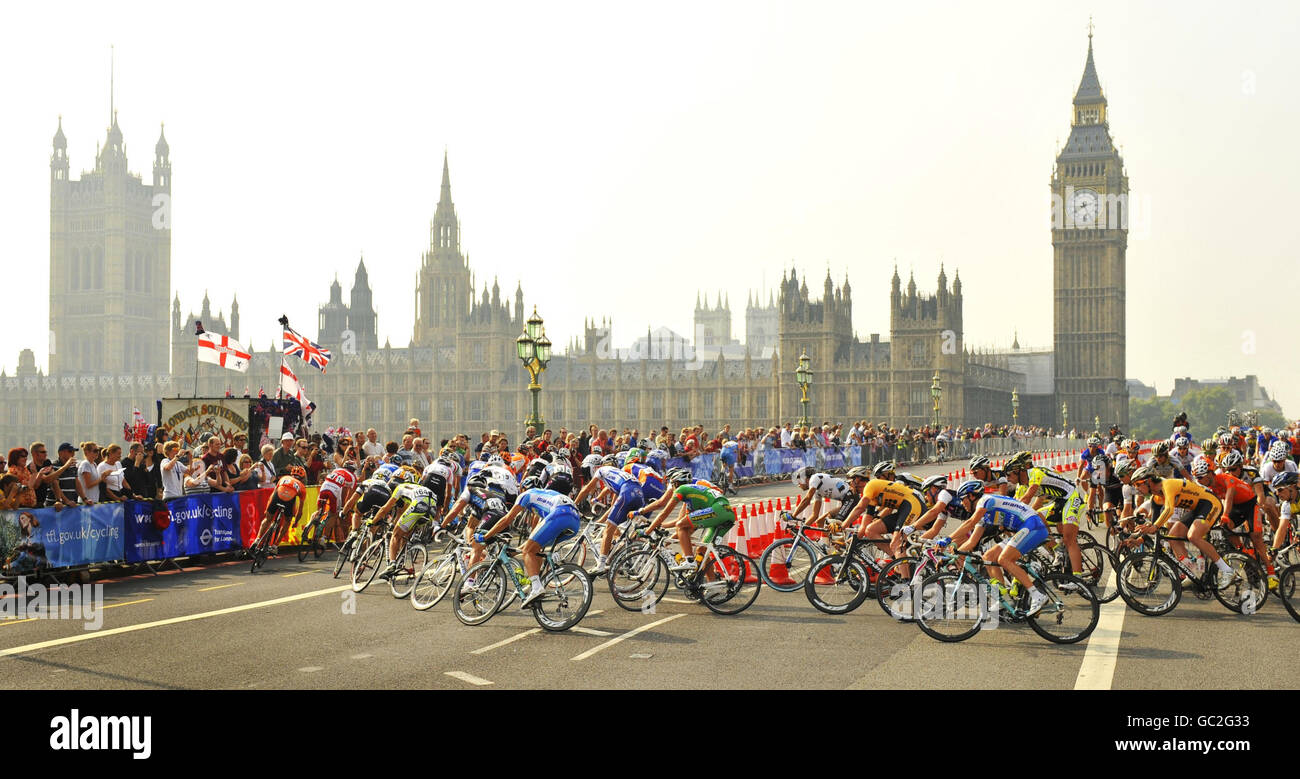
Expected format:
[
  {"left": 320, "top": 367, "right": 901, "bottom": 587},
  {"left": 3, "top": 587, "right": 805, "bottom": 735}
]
[
  {"left": 894, "top": 473, "right": 968, "bottom": 556},
  {"left": 1197, "top": 450, "right": 1274, "bottom": 588},
  {"left": 257, "top": 465, "right": 307, "bottom": 555},
  {"left": 419, "top": 454, "right": 461, "bottom": 526},
  {"left": 572, "top": 460, "right": 645, "bottom": 574},
  {"left": 1270, "top": 471, "right": 1299, "bottom": 564},
  {"left": 368, "top": 473, "right": 437, "bottom": 579},
  {"left": 1130, "top": 463, "right": 1236, "bottom": 588},
  {"left": 317, "top": 464, "right": 357, "bottom": 544},
  {"left": 841, "top": 469, "right": 924, "bottom": 555},
  {"left": 476, "top": 487, "right": 583, "bottom": 607},
  {"left": 968, "top": 455, "right": 1009, "bottom": 495},
  {"left": 1004, "top": 451, "right": 1086, "bottom": 578},
  {"left": 945, "top": 484, "right": 1053, "bottom": 614},
  {"left": 1147, "top": 441, "right": 1187, "bottom": 479},
  {"left": 718, "top": 438, "right": 740, "bottom": 494},
  {"left": 623, "top": 455, "right": 667, "bottom": 503},
  {"left": 543, "top": 449, "right": 575, "bottom": 497},
  {"left": 638, "top": 469, "right": 735, "bottom": 584},
  {"left": 1169, "top": 437, "right": 1195, "bottom": 475},
  {"left": 645, "top": 447, "right": 670, "bottom": 473},
  {"left": 789, "top": 466, "right": 849, "bottom": 526}
]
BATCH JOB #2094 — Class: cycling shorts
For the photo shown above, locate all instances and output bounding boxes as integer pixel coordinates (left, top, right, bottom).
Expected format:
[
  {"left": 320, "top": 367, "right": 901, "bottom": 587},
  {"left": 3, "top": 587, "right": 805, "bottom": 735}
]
[
  {"left": 529, "top": 505, "right": 582, "bottom": 548},
  {"left": 606, "top": 482, "right": 645, "bottom": 526},
  {"left": 395, "top": 498, "right": 438, "bottom": 533},
  {"left": 357, "top": 487, "right": 391, "bottom": 518},
  {"left": 319, "top": 482, "right": 343, "bottom": 515},
  {"left": 544, "top": 473, "right": 573, "bottom": 497},
  {"left": 719, "top": 449, "right": 737, "bottom": 466},
  {"left": 1187, "top": 498, "right": 1221, "bottom": 527},
  {"left": 685, "top": 500, "right": 737, "bottom": 545},
  {"left": 1001, "top": 516, "right": 1049, "bottom": 554},
  {"left": 1227, "top": 498, "right": 1257, "bottom": 531},
  {"left": 267, "top": 495, "right": 296, "bottom": 521},
  {"left": 1061, "top": 491, "right": 1085, "bottom": 526},
  {"left": 1102, "top": 483, "right": 1123, "bottom": 507},
  {"left": 876, "top": 499, "right": 917, "bottom": 533},
  {"left": 420, "top": 474, "right": 448, "bottom": 500}
]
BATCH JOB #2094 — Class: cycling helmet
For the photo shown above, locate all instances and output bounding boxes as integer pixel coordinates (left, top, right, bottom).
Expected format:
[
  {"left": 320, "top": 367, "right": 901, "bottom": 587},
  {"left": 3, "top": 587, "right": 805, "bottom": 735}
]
[
  {"left": 1087, "top": 436, "right": 1102, "bottom": 448},
  {"left": 1190, "top": 458, "right": 1211, "bottom": 478},
  {"left": 536, "top": 450, "right": 555, "bottom": 464},
  {"left": 1261, "top": 427, "right": 1273, "bottom": 436},
  {"left": 1218, "top": 436, "right": 1235, "bottom": 448},
  {"left": 792, "top": 466, "right": 816, "bottom": 488},
  {"left": 1004, "top": 451, "right": 1033, "bottom": 471},
  {"left": 487, "top": 454, "right": 506, "bottom": 468},
  {"left": 665, "top": 467, "right": 693, "bottom": 486},
  {"left": 614, "top": 451, "right": 629, "bottom": 467},
  {"left": 1153, "top": 441, "right": 1170, "bottom": 456},
  {"left": 897, "top": 472, "right": 923, "bottom": 491},
  {"left": 287, "top": 465, "right": 307, "bottom": 481},
  {"left": 437, "top": 455, "right": 457, "bottom": 469},
  {"left": 602, "top": 454, "right": 619, "bottom": 467},
  {"left": 1269, "top": 442, "right": 1290, "bottom": 461},
  {"left": 1270, "top": 471, "right": 1298, "bottom": 491},
  {"left": 626, "top": 447, "right": 644, "bottom": 464},
  {"left": 590, "top": 445, "right": 603, "bottom": 455},
  {"left": 921, "top": 474, "right": 949, "bottom": 492},
  {"left": 1221, "top": 450, "right": 1244, "bottom": 470},
  {"left": 520, "top": 476, "right": 543, "bottom": 491},
  {"left": 557, "top": 447, "right": 571, "bottom": 459},
  {"left": 1115, "top": 459, "right": 1137, "bottom": 478},
  {"left": 1091, "top": 454, "right": 1110, "bottom": 471},
  {"left": 396, "top": 466, "right": 420, "bottom": 484},
  {"left": 1201, "top": 438, "right": 1215, "bottom": 454},
  {"left": 466, "top": 473, "right": 490, "bottom": 492},
  {"left": 969, "top": 455, "right": 991, "bottom": 471},
  {"left": 872, "top": 460, "right": 896, "bottom": 478},
  {"left": 1130, "top": 464, "right": 1159, "bottom": 484},
  {"left": 845, "top": 466, "right": 871, "bottom": 481},
  {"left": 1126, "top": 439, "right": 1141, "bottom": 452},
  {"left": 955, "top": 480, "right": 984, "bottom": 500},
  {"left": 1174, "top": 437, "right": 1190, "bottom": 448}
]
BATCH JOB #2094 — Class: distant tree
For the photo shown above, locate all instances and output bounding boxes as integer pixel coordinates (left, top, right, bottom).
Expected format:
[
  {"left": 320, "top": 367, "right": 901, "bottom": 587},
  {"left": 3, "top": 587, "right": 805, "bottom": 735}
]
[
  {"left": 1183, "top": 387, "right": 1235, "bottom": 434},
  {"left": 1256, "top": 409, "right": 1289, "bottom": 430},
  {"left": 1129, "top": 396, "right": 1176, "bottom": 442}
]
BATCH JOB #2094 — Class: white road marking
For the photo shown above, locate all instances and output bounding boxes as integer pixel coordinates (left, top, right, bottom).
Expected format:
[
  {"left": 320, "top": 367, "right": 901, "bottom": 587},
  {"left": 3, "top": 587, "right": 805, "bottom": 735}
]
[
  {"left": 571, "top": 614, "right": 686, "bottom": 661},
  {"left": 1, "top": 597, "right": 153, "bottom": 627},
  {"left": 283, "top": 571, "right": 315, "bottom": 578},
  {"left": 571, "top": 626, "right": 614, "bottom": 637},
  {"left": 351, "top": 653, "right": 373, "bottom": 660},
  {"left": 445, "top": 670, "right": 493, "bottom": 686},
  {"left": 471, "top": 628, "right": 541, "bottom": 655},
  {"left": 1074, "top": 573, "right": 1126, "bottom": 690},
  {"left": 0, "top": 585, "right": 351, "bottom": 659},
  {"left": 660, "top": 597, "right": 697, "bottom": 605},
  {"left": 198, "top": 582, "right": 243, "bottom": 592},
  {"left": 298, "top": 666, "right": 324, "bottom": 673}
]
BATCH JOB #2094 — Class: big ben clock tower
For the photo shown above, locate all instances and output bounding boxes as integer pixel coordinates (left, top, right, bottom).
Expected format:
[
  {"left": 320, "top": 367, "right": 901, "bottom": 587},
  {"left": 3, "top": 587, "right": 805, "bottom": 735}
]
[{"left": 1052, "top": 25, "right": 1130, "bottom": 430}]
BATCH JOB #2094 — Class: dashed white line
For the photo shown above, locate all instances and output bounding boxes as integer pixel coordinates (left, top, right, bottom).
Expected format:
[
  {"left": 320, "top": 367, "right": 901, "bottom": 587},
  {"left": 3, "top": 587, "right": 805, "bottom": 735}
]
[
  {"left": 445, "top": 670, "right": 493, "bottom": 686},
  {"left": 570, "top": 626, "right": 614, "bottom": 637},
  {"left": 571, "top": 613, "right": 687, "bottom": 661},
  {"left": 1074, "top": 573, "right": 1126, "bottom": 690},
  {"left": 298, "top": 666, "right": 324, "bottom": 673}
]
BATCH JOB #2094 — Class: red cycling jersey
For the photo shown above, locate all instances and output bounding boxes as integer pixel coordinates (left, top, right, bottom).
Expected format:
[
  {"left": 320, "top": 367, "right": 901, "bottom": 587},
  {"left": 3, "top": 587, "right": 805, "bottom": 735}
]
[{"left": 273, "top": 476, "right": 306, "bottom": 503}]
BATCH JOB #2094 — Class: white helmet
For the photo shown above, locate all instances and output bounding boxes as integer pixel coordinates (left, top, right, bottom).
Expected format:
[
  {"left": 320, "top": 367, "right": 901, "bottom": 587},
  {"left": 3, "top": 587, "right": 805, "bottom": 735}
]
[
  {"left": 791, "top": 466, "right": 815, "bottom": 489},
  {"left": 1269, "top": 442, "right": 1290, "bottom": 461}
]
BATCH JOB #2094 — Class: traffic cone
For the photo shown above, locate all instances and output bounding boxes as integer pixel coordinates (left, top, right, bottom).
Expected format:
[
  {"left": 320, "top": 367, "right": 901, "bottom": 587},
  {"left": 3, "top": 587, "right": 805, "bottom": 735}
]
[
  {"left": 785, "top": 495, "right": 793, "bottom": 512},
  {"left": 766, "top": 509, "right": 798, "bottom": 588}
]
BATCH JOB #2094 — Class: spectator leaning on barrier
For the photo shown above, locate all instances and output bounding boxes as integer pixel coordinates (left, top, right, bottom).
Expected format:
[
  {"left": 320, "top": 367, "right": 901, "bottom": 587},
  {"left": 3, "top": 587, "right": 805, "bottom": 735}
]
[
  {"left": 27, "top": 442, "right": 55, "bottom": 507},
  {"left": 97, "top": 444, "right": 126, "bottom": 502},
  {"left": 76, "top": 442, "right": 102, "bottom": 505},
  {"left": 7, "top": 447, "right": 38, "bottom": 509},
  {"left": 272, "top": 432, "right": 304, "bottom": 477},
  {"left": 53, "top": 443, "right": 79, "bottom": 505}
]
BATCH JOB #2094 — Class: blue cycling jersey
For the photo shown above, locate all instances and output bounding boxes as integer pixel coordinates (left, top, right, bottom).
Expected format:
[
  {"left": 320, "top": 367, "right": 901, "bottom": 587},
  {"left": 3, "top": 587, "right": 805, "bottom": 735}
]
[
  {"left": 517, "top": 488, "right": 578, "bottom": 518},
  {"left": 624, "top": 463, "right": 666, "bottom": 501},
  {"left": 976, "top": 494, "right": 1041, "bottom": 532},
  {"left": 595, "top": 466, "right": 633, "bottom": 491}
]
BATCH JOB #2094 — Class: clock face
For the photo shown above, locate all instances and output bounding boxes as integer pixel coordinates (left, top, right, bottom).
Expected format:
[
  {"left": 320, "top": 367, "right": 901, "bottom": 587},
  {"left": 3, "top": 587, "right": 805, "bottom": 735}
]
[{"left": 1071, "top": 188, "right": 1100, "bottom": 227}]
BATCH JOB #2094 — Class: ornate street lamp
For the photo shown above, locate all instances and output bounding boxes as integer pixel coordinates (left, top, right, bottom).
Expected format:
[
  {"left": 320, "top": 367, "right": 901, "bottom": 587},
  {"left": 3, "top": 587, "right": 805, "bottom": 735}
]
[
  {"left": 795, "top": 351, "right": 812, "bottom": 428},
  {"left": 1011, "top": 387, "right": 1020, "bottom": 428},
  {"left": 516, "top": 307, "right": 551, "bottom": 439},
  {"left": 1094, "top": 415, "right": 1101, "bottom": 436},
  {"left": 1061, "top": 401, "right": 1069, "bottom": 433},
  {"left": 931, "top": 371, "right": 942, "bottom": 429}
]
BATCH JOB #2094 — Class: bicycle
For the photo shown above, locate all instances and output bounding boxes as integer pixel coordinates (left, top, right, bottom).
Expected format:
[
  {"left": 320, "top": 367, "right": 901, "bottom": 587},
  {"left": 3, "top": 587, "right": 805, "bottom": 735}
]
[
  {"left": 758, "top": 511, "right": 849, "bottom": 592},
  {"left": 1280, "top": 564, "right": 1300, "bottom": 623},
  {"left": 711, "top": 457, "right": 736, "bottom": 496},
  {"left": 802, "top": 530, "right": 897, "bottom": 615},
  {"left": 248, "top": 506, "right": 293, "bottom": 573},
  {"left": 451, "top": 531, "right": 593, "bottom": 631},
  {"left": 1115, "top": 529, "right": 1267, "bottom": 616},
  {"left": 352, "top": 516, "right": 436, "bottom": 598},
  {"left": 332, "top": 509, "right": 383, "bottom": 579},
  {"left": 605, "top": 529, "right": 762, "bottom": 616},
  {"left": 410, "top": 528, "right": 474, "bottom": 611},
  {"left": 914, "top": 549, "right": 1100, "bottom": 644},
  {"left": 298, "top": 507, "right": 329, "bottom": 563}
]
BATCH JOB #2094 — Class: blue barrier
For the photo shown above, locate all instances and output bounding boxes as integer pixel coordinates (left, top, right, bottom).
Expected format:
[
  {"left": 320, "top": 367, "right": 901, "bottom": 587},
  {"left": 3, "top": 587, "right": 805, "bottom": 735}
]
[{"left": 0, "top": 504, "right": 124, "bottom": 570}]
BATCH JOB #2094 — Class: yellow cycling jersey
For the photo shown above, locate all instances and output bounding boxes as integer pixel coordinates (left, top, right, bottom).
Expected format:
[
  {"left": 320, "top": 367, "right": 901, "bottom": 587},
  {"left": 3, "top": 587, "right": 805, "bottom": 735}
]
[
  {"left": 1154, "top": 478, "right": 1221, "bottom": 527},
  {"left": 863, "top": 478, "right": 924, "bottom": 516}
]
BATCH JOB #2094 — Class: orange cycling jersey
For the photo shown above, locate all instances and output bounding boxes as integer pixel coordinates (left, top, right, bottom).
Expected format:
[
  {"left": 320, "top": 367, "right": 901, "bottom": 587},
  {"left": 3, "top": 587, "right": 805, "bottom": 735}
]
[
  {"left": 1155, "top": 478, "right": 1220, "bottom": 527},
  {"left": 273, "top": 476, "right": 306, "bottom": 503},
  {"left": 1205, "top": 472, "right": 1254, "bottom": 505},
  {"left": 863, "top": 478, "right": 923, "bottom": 515}
]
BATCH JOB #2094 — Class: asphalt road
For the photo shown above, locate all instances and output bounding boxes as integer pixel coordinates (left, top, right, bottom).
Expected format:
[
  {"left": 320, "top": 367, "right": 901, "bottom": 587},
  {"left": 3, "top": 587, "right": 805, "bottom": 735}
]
[{"left": 1, "top": 456, "right": 1295, "bottom": 690}]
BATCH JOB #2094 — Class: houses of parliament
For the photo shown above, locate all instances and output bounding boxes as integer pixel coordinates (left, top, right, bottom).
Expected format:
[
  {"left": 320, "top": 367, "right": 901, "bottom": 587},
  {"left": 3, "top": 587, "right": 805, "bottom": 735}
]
[{"left": 0, "top": 35, "right": 1129, "bottom": 448}]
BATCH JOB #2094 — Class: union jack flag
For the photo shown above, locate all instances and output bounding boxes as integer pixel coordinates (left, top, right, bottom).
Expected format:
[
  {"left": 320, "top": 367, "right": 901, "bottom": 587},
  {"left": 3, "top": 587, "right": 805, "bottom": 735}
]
[{"left": 283, "top": 328, "right": 331, "bottom": 373}]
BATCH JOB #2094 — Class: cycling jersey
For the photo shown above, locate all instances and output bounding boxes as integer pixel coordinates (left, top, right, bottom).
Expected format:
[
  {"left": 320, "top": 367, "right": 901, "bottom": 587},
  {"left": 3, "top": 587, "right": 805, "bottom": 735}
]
[
  {"left": 806, "top": 472, "right": 835, "bottom": 496},
  {"left": 719, "top": 440, "right": 739, "bottom": 465},
  {"left": 1025, "top": 467, "right": 1074, "bottom": 501},
  {"left": 516, "top": 488, "right": 582, "bottom": 547},
  {"left": 594, "top": 465, "right": 634, "bottom": 492},
  {"left": 1153, "top": 479, "right": 1222, "bottom": 528},
  {"left": 273, "top": 475, "right": 305, "bottom": 503},
  {"left": 623, "top": 463, "right": 666, "bottom": 501},
  {"left": 508, "top": 453, "right": 527, "bottom": 479},
  {"left": 673, "top": 483, "right": 735, "bottom": 545},
  {"left": 374, "top": 462, "right": 401, "bottom": 483},
  {"left": 1205, "top": 473, "right": 1255, "bottom": 505},
  {"left": 391, "top": 483, "right": 437, "bottom": 532},
  {"left": 862, "top": 478, "right": 923, "bottom": 529},
  {"left": 319, "top": 468, "right": 355, "bottom": 512},
  {"left": 1261, "top": 459, "right": 1298, "bottom": 484}
]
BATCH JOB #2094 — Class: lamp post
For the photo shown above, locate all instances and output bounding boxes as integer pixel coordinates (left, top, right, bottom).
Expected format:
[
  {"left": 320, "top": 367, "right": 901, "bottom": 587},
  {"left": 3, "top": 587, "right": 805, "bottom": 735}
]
[
  {"left": 1011, "top": 387, "right": 1019, "bottom": 429},
  {"left": 795, "top": 351, "right": 812, "bottom": 428},
  {"left": 1246, "top": 410, "right": 1258, "bottom": 429},
  {"left": 515, "top": 307, "right": 551, "bottom": 440},
  {"left": 1094, "top": 415, "right": 1100, "bottom": 436},
  {"left": 931, "top": 371, "right": 942, "bottom": 430},
  {"left": 1226, "top": 408, "right": 1239, "bottom": 428},
  {"left": 1061, "top": 401, "right": 1069, "bottom": 434}
]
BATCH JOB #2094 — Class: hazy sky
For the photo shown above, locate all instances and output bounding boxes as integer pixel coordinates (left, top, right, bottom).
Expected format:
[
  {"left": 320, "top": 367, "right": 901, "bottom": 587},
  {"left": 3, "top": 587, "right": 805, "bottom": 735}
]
[{"left": 3, "top": 2, "right": 1298, "bottom": 413}]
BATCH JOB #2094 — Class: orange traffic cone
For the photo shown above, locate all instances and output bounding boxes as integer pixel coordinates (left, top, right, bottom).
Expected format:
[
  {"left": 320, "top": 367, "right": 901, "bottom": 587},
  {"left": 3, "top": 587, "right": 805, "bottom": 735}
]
[{"left": 785, "top": 495, "right": 793, "bottom": 512}]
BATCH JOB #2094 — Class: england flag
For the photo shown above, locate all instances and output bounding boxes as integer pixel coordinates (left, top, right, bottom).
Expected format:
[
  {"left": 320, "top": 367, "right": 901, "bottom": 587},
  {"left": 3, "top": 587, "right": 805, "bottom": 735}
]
[{"left": 198, "top": 333, "right": 251, "bottom": 372}]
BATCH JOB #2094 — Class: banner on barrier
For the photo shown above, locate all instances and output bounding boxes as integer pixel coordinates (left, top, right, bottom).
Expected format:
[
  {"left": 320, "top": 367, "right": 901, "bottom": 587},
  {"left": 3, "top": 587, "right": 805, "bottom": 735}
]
[
  {"left": 1, "top": 504, "right": 124, "bottom": 571},
  {"left": 236, "top": 486, "right": 318, "bottom": 547},
  {"left": 123, "top": 493, "right": 242, "bottom": 562}
]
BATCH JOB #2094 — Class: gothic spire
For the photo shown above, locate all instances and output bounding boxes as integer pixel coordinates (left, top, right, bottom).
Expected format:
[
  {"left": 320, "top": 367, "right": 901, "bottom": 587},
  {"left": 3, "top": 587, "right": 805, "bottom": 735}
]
[{"left": 1074, "top": 23, "right": 1104, "bottom": 104}]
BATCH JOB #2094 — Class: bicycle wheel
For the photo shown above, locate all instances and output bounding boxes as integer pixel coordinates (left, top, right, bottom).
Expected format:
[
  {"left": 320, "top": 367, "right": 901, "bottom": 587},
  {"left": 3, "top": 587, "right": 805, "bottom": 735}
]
[
  {"left": 350, "top": 538, "right": 385, "bottom": 593},
  {"left": 332, "top": 533, "right": 356, "bottom": 579},
  {"left": 531, "top": 563, "right": 593, "bottom": 631},
  {"left": 1213, "top": 552, "right": 1267, "bottom": 614},
  {"left": 803, "top": 555, "right": 870, "bottom": 615},
  {"left": 699, "top": 546, "right": 761, "bottom": 615},
  {"left": 876, "top": 556, "right": 926, "bottom": 621},
  {"left": 1027, "top": 572, "right": 1100, "bottom": 644},
  {"left": 1116, "top": 552, "right": 1181, "bottom": 616},
  {"left": 1076, "top": 541, "right": 1119, "bottom": 604},
  {"left": 389, "top": 543, "right": 427, "bottom": 599},
  {"left": 608, "top": 548, "right": 669, "bottom": 612},
  {"left": 914, "top": 571, "right": 987, "bottom": 643},
  {"left": 553, "top": 526, "right": 592, "bottom": 572},
  {"left": 411, "top": 548, "right": 461, "bottom": 611},
  {"left": 1280, "top": 565, "right": 1300, "bottom": 623},
  {"left": 758, "top": 537, "right": 818, "bottom": 592},
  {"left": 249, "top": 513, "right": 280, "bottom": 573},
  {"left": 298, "top": 515, "right": 321, "bottom": 563},
  {"left": 452, "top": 561, "right": 508, "bottom": 626}
]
